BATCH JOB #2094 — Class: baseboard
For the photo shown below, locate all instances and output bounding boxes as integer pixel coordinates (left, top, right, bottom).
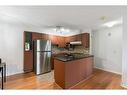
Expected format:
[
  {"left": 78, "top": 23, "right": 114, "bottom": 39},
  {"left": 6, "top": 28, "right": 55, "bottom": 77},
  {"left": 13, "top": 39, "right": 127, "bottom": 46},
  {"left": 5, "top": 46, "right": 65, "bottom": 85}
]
[
  {"left": 94, "top": 66, "right": 121, "bottom": 75},
  {"left": 7, "top": 70, "right": 24, "bottom": 77}
]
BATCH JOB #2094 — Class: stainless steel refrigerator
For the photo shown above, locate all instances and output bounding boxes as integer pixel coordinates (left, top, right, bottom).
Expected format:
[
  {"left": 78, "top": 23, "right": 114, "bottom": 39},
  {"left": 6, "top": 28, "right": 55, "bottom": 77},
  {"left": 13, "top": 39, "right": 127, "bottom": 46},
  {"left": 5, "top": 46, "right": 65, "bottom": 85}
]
[{"left": 34, "top": 40, "right": 51, "bottom": 75}]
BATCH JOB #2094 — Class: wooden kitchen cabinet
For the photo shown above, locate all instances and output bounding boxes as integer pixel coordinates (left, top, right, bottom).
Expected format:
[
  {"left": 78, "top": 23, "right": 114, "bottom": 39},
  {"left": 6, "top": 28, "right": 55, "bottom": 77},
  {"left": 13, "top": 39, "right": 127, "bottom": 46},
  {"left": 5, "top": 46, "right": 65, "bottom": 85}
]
[
  {"left": 51, "top": 55, "right": 54, "bottom": 70},
  {"left": 69, "top": 36, "right": 77, "bottom": 42},
  {"left": 65, "top": 34, "right": 82, "bottom": 44},
  {"left": 79, "top": 59, "right": 87, "bottom": 79},
  {"left": 24, "top": 51, "right": 33, "bottom": 72},
  {"left": 24, "top": 31, "right": 33, "bottom": 73},
  {"left": 75, "top": 34, "right": 82, "bottom": 41},
  {"left": 81, "top": 33, "right": 90, "bottom": 48},
  {"left": 48, "top": 35, "right": 66, "bottom": 47},
  {"left": 57, "top": 36, "right": 66, "bottom": 47},
  {"left": 32, "top": 33, "right": 49, "bottom": 40},
  {"left": 54, "top": 56, "right": 93, "bottom": 89},
  {"left": 32, "top": 32, "right": 42, "bottom": 40},
  {"left": 42, "top": 34, "right": 49, "bottom": 40},
  {"left": 85, "top": 57, "right": 93, "bottom": 77},
  {"left": 65, "top": 33, "right": 90, "bottom": 48},
  {"left": 65, "top": 37, "right": 70, "bottom": 43},
  {"left": 48, "top": 35, "right": 59, "bottom": 45},
  {"left": 65, "top": 36, "right": 76, "bottom": 43}
]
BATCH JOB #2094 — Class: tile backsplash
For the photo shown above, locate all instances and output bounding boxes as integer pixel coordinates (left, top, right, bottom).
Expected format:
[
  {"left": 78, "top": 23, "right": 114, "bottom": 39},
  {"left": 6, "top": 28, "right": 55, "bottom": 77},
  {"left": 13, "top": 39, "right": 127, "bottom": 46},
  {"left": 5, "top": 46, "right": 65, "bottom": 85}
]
[{"left": 52, "top": 45, "right": 89, "bottom": 54}]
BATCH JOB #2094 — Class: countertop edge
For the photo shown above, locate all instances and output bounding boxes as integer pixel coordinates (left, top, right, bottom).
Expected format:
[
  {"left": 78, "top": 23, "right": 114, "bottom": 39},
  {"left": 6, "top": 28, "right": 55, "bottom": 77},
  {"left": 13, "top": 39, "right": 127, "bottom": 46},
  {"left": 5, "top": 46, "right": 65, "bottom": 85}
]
[{"left": 54, "top": 55, "right": 94, "bottom": 62}]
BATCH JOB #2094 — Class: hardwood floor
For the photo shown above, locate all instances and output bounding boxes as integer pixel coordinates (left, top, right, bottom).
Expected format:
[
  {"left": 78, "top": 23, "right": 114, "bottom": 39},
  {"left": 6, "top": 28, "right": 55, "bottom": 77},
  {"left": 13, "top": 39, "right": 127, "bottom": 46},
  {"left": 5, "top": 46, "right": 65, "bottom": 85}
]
[{"left": 4, "top": 69, "right": 125, "bottom": 89}]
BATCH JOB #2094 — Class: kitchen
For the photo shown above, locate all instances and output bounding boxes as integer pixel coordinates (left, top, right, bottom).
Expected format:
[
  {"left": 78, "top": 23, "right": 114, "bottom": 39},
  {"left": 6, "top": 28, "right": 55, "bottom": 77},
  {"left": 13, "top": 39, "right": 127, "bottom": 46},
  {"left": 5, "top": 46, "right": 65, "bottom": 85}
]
[
  {"left": 24, "top": 29, "right": 93, "bottom": 89},
  {"left": 0, "top": 6, "right": 124, "bottom": 89}
]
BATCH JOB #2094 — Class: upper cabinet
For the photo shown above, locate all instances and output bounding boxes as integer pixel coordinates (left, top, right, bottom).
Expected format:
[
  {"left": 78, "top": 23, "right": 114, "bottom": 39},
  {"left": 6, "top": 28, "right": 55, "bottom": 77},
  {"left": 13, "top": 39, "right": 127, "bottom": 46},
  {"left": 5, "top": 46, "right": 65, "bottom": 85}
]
[
  {"left": 65, "top": 36, "right": 76, "bottom": 43},
  {"left": 65, "top": 37, "right": 71, "bottom": 43},
  {"left": 57, "top": 36, "right": 66, "bottom": 48},
  {"left": 32, "top": 32, "right": 42, "bottom": 40},
  {"left": 81, "top": 33, "right": 90, "bottom": 48},
  {"left": 42, "top": 34, "right": 49, "bottom": 40},
  {"left": 48, "top": 35, "right": 58, "bottom": 45},
  {"left": 24, "top": 31, "right": 32, "bottom": 51},
  {"left": 30, "top": 31, "right": 90, "bottom": 48},
  {"left": 65, "top": 34, "right": 82, "bottom": 43},
  {"left": 69, "top": 36, "right": 77, "bottom": 42},
  {"left": 75, "top": 34, "right": 82, "bottom": 41},
  {"left": 48, "top": 35, "right": 66, "bottom": 47},
  {"left": 65, "top": 33, "right": 90, "bottom": 48},
  {"left": 32, "top": 32, "right": 49, "bottom": 40}
]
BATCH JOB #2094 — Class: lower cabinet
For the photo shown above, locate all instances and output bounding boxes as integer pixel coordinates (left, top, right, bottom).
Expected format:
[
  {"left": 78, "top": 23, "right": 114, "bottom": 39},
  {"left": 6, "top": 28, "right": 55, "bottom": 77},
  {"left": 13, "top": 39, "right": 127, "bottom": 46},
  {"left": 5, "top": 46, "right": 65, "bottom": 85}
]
[
  {"left": 24, "top": 51, "right": 33, "bottom": 73},
  {"left": 85, "top": 57, "right": 93, "bottom": 77},
  {"left": 54, "top": 56, "right": 93, "bottom": 89},
  {"left": 51, "top": 55, "right": 55, "bottom": 70}
]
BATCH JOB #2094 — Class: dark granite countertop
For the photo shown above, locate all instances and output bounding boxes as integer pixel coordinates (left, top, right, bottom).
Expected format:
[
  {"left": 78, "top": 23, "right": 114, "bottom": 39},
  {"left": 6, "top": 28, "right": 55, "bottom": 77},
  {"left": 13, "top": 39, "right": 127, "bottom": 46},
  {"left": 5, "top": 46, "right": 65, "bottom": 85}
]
[{"left": 54, "top": 53, "right": 94, "bottom": 62}]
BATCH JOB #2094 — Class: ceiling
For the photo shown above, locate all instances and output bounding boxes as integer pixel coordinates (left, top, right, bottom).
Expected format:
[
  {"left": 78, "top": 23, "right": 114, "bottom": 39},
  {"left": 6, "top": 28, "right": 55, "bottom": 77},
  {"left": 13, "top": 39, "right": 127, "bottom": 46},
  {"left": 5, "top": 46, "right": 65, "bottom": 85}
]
[{"left": 0, "top": 6, "right": 125, "bottom": 31}]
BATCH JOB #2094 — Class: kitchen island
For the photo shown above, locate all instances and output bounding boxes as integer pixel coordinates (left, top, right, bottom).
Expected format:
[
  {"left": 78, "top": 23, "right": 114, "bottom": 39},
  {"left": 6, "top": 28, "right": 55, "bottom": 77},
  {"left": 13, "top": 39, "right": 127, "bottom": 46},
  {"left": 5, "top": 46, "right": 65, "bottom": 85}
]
[{"left": 54, "top": 53, "right": 94, "bottom": 89}]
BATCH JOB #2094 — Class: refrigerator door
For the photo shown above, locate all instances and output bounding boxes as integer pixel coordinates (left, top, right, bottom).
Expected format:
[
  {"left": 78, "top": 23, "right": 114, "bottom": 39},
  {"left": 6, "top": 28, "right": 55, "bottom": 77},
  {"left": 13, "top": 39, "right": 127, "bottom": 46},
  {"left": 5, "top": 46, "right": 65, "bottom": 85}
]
[
  {"left": 34, "top": 51, "right": 51, "bottom": 75},
  {"left": 34, "top": 40, "right": 51, "bottom": 52}
]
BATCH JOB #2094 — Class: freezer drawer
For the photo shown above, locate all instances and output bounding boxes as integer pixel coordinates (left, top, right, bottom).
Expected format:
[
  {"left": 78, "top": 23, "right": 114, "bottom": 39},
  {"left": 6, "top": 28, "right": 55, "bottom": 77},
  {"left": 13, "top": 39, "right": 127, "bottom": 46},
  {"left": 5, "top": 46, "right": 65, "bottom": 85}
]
[{"left": 34, "top": 51, "right": 51, "bottom": 75}]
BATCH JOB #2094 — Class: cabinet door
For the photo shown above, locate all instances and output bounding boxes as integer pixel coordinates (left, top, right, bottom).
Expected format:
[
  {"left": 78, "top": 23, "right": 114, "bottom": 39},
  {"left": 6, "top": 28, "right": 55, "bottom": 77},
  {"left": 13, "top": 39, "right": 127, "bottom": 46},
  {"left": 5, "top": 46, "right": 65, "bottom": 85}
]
[
  {"left": 32, "top": 32, "right": 42, "bottom": 40},
  {"left": 79, "top": 59, "right": 87, "bottom": 79},
  {"left": 24, "top": 32, "right": 32, "bottom": 51},
  {"left": 65, "top": 60, "right": 82, "bottom": 88},
  {"left": 82, "top": 33, "right": 90, "bottom": 48},
  {"left": 54, "top": 36, "right": 59, "bottom": 45},
  {"left": 75, "top": 34, "right": 82, "bottom": 41},
  {"left": 65, "top": 37, "right": 70, "bottom": 43},
  {"left": 24, "top": 51, "right": 33, "bottom": 72},
  {"left": 70, "top": 36, "right": 76, "bottom": 42},
  {"left": 42, "top": 34, "right": 49, "bottom": 40},
  {"left": 51, "top": 56, "right": 54, "bottom": 70},
  {"left": 85, "top": 57, "right": 93, "bottom": 77},
  {"left": 48, "top": 35, "right": 58, "bottom": 45},
  {"left": 65, "top": 36, "right": 76, "bottom": 43},
  {"left": 57, "top": 36, "right": 65, "bottom": 47}
]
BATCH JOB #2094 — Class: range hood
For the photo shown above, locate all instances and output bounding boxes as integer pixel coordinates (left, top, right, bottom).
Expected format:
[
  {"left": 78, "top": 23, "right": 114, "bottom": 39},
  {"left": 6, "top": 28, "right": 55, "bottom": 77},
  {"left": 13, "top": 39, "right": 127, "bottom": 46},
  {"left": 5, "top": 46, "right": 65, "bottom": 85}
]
[{"left": 70, "top": 41, "right": 82, "bottom": 45}]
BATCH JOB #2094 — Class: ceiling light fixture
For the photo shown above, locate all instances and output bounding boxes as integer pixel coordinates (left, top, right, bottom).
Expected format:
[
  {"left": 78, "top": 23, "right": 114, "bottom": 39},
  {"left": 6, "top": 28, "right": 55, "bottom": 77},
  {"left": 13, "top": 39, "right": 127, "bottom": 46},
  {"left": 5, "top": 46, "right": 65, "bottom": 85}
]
[
  {"left": 102, "top": 19, "right": 122, "bottom": 28},
  {"left": 53, "top": 26, "right": 70, "bottom": 34}
]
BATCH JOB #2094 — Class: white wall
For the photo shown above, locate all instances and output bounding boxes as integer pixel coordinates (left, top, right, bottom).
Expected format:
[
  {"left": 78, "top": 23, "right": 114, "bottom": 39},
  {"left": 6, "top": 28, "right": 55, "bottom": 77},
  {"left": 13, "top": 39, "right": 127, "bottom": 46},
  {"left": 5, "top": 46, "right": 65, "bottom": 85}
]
[
  {"left": 0, "top": 21, "right": 24, "bottom": 76},
  {"left": 122, "top": 16, "right": 127, "bottom": 87},
  {"left": 92, "top": 25, "right": 122, "bottom": 74}
]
